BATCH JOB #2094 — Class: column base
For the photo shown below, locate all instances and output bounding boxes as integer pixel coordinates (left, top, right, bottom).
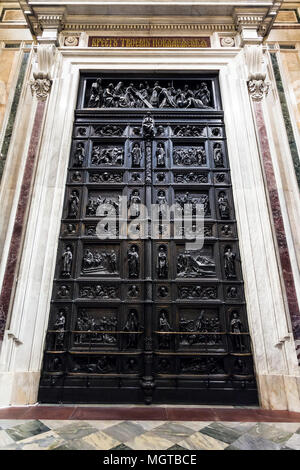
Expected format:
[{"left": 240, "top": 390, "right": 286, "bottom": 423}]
[{"left": 0, "top": 371, "right": 40, "bottom": 406}]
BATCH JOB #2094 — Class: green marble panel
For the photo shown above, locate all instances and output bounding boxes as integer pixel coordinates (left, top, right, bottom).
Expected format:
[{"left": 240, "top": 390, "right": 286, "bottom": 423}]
[
  {"left": 270, "top": 52, "right": 300, "bottom": 190},
  {"left": 0, "top": 51, "right": 29, "bottom": 182}
]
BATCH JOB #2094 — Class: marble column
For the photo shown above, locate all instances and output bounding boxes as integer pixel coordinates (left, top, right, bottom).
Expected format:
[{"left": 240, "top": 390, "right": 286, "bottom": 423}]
[
  {"left": 248, "top": 77, "right": 300, "bottom": 364},
  {"left": 0, "top": 96, "right": 47, "bottom": 342}
]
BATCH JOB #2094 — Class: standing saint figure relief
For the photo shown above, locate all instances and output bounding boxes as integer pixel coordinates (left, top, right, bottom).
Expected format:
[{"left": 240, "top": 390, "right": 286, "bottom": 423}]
[
  {"left": 61, "top": 245, "right": 73, "bottom": 278},
  {"left": 224, "top": 246, "right": 236, "bottom": 279},
  {"left": 68, "top": 190, "right": 80, "bottom": 218},
  {"left": 131, "top": 142, "right": 142, "bottom": 167},
  {"left": 128, "top": 245, "right": 140, "bottom": 278},
  {"left": 123, "top": 309, "right": 141, "bottom": 349},
  {"left": 156, "top": 142, "right": 166, "bottom": 167},
  {"left": 157, "top": 245, "right": 168, "bottom": 279}
]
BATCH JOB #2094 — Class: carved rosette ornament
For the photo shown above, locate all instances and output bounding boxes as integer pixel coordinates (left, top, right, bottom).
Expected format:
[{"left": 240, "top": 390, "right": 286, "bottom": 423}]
[{"left": 247, "top": 78, "right": 270, "bottom": 102}]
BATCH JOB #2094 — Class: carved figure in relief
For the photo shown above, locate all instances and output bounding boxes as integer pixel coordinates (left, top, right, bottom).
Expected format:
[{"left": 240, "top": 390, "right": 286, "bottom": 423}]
[
  {"left": 88, "top": 78, "right": 103, "bottom": 107},
  {"left": 86, "top": 79, "right": 212, "bottom": 109},
  {"left": 224, "top": 247, "right": 236, "bottom": 279},
  {"left": 178, "top": 285, "right": 217, "bottom": 300},
  {"left": 131, "top": 172, "right": 141, "bottom": 182},
  {"left": 74, "top": 142, "right": 85, "bottom": 167},
  {"left": 61, "top": 245, "right": 72, "bottom": 278},
  {"left": 90, "top": 171, "right": 123, "bottom": 183},
  {"left": 92, "top": 145, "right": 124, "bottom": 166},
  {"left": 221, "top": 224, "right": 232, "bottom": 237},
  {"left": 158, "top": 310, "right": 172, "bottom": 349},
  {"left": 72, "top": 171, "right": 81, "bottom": 182},
  {"left": 94, "top": 124, "right": 123, "bottom": 136},
  {"left": 80, "top": 284, "right": 117, "bottom": 299},
  {"left": 131, "top": 143, "right": 142, "bottom": 167},
  {"left": 68, "top": 190, "right": 79, "bottom": 218},
  {"left": 173, "top": 125, "right": 205, "bottom": 137},
  {"left": 177, "top": 250, "right": 215, "bottom": 278},
  {"left": 213, "top": 143, "right": 224, "bottom": 168},
  {"left": 156, "top": 125, "right": 165, "bottom": 136},
  {"left": 128, "top": 285, "right": 139, "bottom": 298},
  {"left": 156, "top": 190, "right": 167, "bottom": 217},
  {"left": 157, "top": 245, "right": 168, "bottom": 279},
  {"left": 159, "top": 82, "right": 177, "bottom": 108},
  {"left": 128, "top": 245, "right": 139, "bottom": 278},
  {"left": 175, "top": 192, "right": 210, "bottom": 216},
  {"left": 142, "top": 112, "right": 155, "bottom": 139},
  {"left": 129, "top": 189, "right": 141, "bottom": 218},
  {"left": 53, "top": 309, "right": 66, "bottom": 349},
  {"left": 173, "top": 146, "right": 206, "bottom": 166},
  {"left": 218, "top": 191, "right": 230, "bottom": 219},
  {"left": 230, "top": 311, "right": 244, "bottom": 351},
  {"left": 123, "top": 309, "right": 140, "bottom": 349},
  {"left": 227, "top": 286, "right": 238, "bottom": 298},
  {"left": 57, "top": 285, "right": 70, "bottom": 298},
  {"left": 65, "top": 223, "right": 76, "bottom": 235},
  {"left": 103, "top": 83, "right": 116, "bottom": 107},
  {"left": 82, "top": 248, "right": 118, "bottom": 274},
  {"left": 156, "top": 143, "right": 166, "bottom": 167},
  {"left": 158, "top": 285, "right": 168, "bottom": 297},
  {"left": 234, "top": 358, "right": 249, "bottom": 375}
]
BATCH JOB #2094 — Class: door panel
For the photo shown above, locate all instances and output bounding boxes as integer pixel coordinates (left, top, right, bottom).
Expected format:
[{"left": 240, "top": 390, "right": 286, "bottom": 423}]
[{"left": 38, "top": 73, "right": 258, "bottom": 405}]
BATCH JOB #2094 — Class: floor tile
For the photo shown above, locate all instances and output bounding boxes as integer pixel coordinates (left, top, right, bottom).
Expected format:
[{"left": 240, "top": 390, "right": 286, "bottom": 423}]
[
  {"left": 5, "top": 420, "right": 50, "bottom": 442},
  {"left": 267, "top": 422, "right": 300, "bottom": 434},
  {"left": 55, "top": 421, "right": 99, "bottom": 441},
  {"left": 0, "top": 430, "right": 15, "bottom": 447},
  {"left": 231, "top": 433, "right": 281, "bottom": 450},
  {"left": 82, "top": 431, "right": 121, "bottom": 450},
  {"left": 125, "top": 432, "right": 174, "bottom": 450},
  {"left": 103, "top": 421, "right": 145, "bottom": 442},
  {"left": 168, "top": 444, "right": 189, "bottom": 450},
  {"left": 2, "top": 430, "right": 65, "bottom": 450},
  {"left": 39, "top": 420, "right": 76, "bottom": 430},
  {"left": 284, "top": 433, "right": 300, "bottom": 450},
  {"left": 148, "top": 422, "right": 195, "bottom": 444},
  {"left": 130, "top": 420, "right": 166, "bottom": 431},
  {"left": 178, "top": 431, "right": 228, "bottom": 450},
  {"left": 85, "top": 420, "right": 123, "bottom": 431},
  {"left": 220, "top": 421, "right": 256, "bottom": 434},
  {"left": 171, "top": 421, "right": 211, "bottom": 431},
  {"left": 0, "top": 420, "right": 29, "bottom": 430},
  {"left": 200, "top": 422, "right": 244, "bottom": 444},
  {"left": 248, "top": 423, "right": 293, "bottom": 444},
  {"left": 111, "top": 443, "right": 133, "bottom": 450}
]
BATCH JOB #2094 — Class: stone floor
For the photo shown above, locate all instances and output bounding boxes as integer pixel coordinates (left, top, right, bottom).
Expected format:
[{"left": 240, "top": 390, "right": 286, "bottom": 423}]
[{"left": 0, "top": 419, "right": 300, "bottom": 450}]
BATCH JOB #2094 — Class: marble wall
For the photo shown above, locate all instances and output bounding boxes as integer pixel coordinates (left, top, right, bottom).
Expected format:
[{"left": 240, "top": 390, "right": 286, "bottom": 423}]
[{"left": 0, "top": 45, "right": 299, "bottom": 410}]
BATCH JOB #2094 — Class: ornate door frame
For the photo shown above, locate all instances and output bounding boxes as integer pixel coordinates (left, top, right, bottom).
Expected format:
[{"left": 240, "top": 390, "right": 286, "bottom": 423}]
[{"left": 0, "top": 47, "right": 299, "bottom": 409}]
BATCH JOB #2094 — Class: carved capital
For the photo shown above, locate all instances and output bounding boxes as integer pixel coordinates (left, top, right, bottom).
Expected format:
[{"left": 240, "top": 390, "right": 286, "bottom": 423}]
[
  {"left": 30, "top": 44, "right": 56, "bottom": 100},
  {"left": 247, "top": 79, "right": 270, "bottom": 101},
  {"left": 244, "top": 45, "right": 270, "bottom": 101},
  {"left": 30, "top": 77, "right": 52, "bottom": 101}
]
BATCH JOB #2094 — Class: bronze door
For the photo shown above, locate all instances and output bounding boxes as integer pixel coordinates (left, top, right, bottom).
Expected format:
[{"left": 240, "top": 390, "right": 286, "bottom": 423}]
[{"left": 38, "top": 74, "right": 258, "bottom": 405}]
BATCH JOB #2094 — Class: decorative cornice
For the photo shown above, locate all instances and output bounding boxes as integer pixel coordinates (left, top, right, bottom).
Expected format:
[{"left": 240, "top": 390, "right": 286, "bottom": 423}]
[
  {"left": 64, "top": 23, "right": 236, "bottom": 32},
  {"left": 234, "top": 14, "right": 266, "bottom": 31},
  {"left": 38, "top": 14, "right": 65, "bottom": 31}
]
